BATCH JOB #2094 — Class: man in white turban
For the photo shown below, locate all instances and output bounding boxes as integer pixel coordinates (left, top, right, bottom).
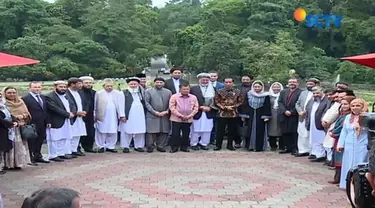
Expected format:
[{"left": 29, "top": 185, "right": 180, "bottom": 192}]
[{"left": 189, "top": 73, "right": 216, "bottom": 150}]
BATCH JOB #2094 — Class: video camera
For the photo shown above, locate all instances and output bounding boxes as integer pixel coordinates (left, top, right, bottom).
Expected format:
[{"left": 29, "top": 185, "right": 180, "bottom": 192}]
[{"left": 346, "top": 113, "right": 375, "bottom": 208}]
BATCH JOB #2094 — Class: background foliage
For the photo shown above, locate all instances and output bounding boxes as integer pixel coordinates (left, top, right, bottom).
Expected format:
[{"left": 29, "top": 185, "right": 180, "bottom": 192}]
[{"left": 0, "top": 0, "right": 375, "bottom": 84}]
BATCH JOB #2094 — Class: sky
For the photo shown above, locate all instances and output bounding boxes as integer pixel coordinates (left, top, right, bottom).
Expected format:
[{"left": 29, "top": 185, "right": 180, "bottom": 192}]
[{"left": 44, "top": 0, "right": 167, "bottom": 7}]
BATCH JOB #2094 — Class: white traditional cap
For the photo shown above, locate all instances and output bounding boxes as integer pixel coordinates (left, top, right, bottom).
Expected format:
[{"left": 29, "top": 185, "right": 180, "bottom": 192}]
[
  {"left": 197, "top": 72, "right": 211, "bottom": 79},
  {"left": 79, "top": 76, "right": 94, "bottom": 81},
  {"left": 53, "top": 80, "right": 67, "bottom": 85},
  {"left": 126, "top": 77, "right": 141, "bottom": 83}
]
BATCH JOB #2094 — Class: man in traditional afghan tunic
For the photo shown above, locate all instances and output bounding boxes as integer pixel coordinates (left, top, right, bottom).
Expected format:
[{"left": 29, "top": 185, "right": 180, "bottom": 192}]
[
  {"left": 119, "top": 77, "right": 146, "bottom": 153},
  {"left": 305, "top": 86, "right": 330, "bottom": 162},
  {"left": 94, "top": 78, "right": 124, "bottom": 153},
  {"left": 144, "top": 77, "right": 172, "bottom": 153},
  {"left": 294, "top": 78, "right": 320, "bottom": 157},
  {"left": 190, "top": 73, "right": 215, "bottom": 150},
  {"left": 45, "top": 81, "right": 75, "bottom": 162},
  {"left": 278, "top": 78, "right": 302, "bottom": 155},
  {"left": 65, "top": 78, "right": 88, "bottom": 157},
  {"left": 78, "top": 76, "right": 96, "bottom": 153},
  {"left": 214, "top": 78, "right": 244, "bottom": 151}
]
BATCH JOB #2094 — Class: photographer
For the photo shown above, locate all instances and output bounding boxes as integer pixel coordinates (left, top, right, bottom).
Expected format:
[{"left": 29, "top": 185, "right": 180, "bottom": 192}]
[{"left": 346, "top": 105, "right": 375, "bottom": 208}]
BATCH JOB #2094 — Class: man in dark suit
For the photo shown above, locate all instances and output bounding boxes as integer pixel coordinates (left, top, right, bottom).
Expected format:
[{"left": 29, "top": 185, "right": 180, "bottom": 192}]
[
  {"left": 45, "top": 81, "right": 75, "bottom": 162},
  {"left": 190, "top": 73, "right": 216, "bottom": 150},
  {"left": 277, "top": 78, "right": 302, "bottom": 155},
  {"left": 164, "top": 67, "right": 189, "bottom": 94},
  {"left": 22, "top": 81, "right": 51, "bottom": 164},
  {"left": 65, "top": 78, "right": 88, "bottom": 156},
  {"left": 209, "top": 71, "right": 224, "bottom": 89},
  {"left": 78, "top": 76, "right": 96, "bottom": 153}
]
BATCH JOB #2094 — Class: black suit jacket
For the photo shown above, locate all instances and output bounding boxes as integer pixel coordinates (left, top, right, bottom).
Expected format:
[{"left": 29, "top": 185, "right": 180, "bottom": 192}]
[
  {"left": 79, "top": 88, "right": 96, "bottom": 123},
  {"left": 164, "top": 78, "right": 189, "bottom": 94},
  {"left": 22, "top": 93, "right": 50, "bottom": 127},
  {"left": 277, "top": 88, "right": 302, "bottom": 133},
  {"left": 189, "top": 85, "right": 216, "bottom": 120},
  {"left": 45, "top": 92, "right": 72, "bottom": 128},
  {"left": 65, "top": 89, "right": 88, "bottom": 124}
]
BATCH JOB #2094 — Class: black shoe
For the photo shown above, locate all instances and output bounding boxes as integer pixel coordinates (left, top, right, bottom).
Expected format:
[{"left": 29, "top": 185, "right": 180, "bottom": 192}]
[
  {"left": 279, "top": 150, "right": 292, "bottom": 154},
  {"left": 84, "top": 148, "right": 96, "bottom": 153},
  {"left": 106, "top": 149, "right": 118, "bottom": 153},
  {"left": 0, "top": 169, "right": 5, "bottom": 174},
  {"left": 214, "top": 147, "right": 221, "bottom": 151},
  {"left": 308, "top": 155, "right": 317, "bottom": 160},
  {"left": 270, "top": 148, "right": 277, "bottom": 151},
  {"left": 28, "top": 162, "right": 38, "bottom": 166},
  {"left": 68, "top": 154, "right": 78, "bottom": 158},
  {"left": 98, "top": 148, "right": 105, "bottom": 153},
  {"left": 72, "top": 152, "right": 85, "bottom": 156},
  {"left": 191, "top": 146, "right": 199, "bottom": 151},
  {"left": 50, "top": 157, "right": 64, "bottom": 162},
  {"left": 291, "top": 151, "right": 297, "bottom": 156},
  {"left": 227, "top": 146, "right": 236, "bottom": 151},
  {"left": 35, "top": 158, "right": 50, "bottom": 163},
  {"left": 295, "top": 152, "right": 309, "bottom": 157},
  {"left": 310, "top": 157, "right": 326, "bottom": 162},
  {"left": 234, "top": 144, "right": 241, "bottom": 149},
  {"left": 123, "top": 148, "right": 130, "bottom": 153},
  {"left": 157, "top": 147, "right": 166, "bottom": 152},
  {"left": 180, "top": 147, "right": 189, "bottom": 152},
  {"left": 134, "top": 148, "right": 145, "bottom": 152},
  {"left": 147, "top": 147, "right": 153, "bottom": 153},
  {"left": 170, "top": 147, "right": 178, "bottom": 153},
  {"left": 59, "top": 155, "right": 72, "bottom": 159},
  {"left": 200, "top": 146, "right": 209, "bottom": 150}
]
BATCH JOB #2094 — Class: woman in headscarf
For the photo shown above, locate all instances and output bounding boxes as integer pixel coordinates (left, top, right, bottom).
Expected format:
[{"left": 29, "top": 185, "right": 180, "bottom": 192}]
[
  {"left": 243, "top": 80, "right": 271, "bottom": 151},
  {"left": 3, "top": 86, "right": 31, "bottom": 170},
  {"left": 328, "top": 95, "right": 356, "bottom": 184},
  {"left": 0, "top": 91, "right": 17, "bottom": 174},
  {"left": 267, "top": 82, "right": 284, "bottom": 151},
  {"left": 337, "top": 98, "right": 369, "bottom": 189}
]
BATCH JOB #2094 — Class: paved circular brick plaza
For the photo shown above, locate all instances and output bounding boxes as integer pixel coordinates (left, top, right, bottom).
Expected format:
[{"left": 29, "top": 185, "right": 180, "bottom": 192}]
[{"left": 0, "top": 150, "right": 348, "bottom": 208}]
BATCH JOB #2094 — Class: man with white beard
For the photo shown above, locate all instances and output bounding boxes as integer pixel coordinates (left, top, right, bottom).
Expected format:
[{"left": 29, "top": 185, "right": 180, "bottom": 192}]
[
  {"left": 189, "top": 73, "right": 216, "bottom": 150},
  {"left": 119, "top": 77, "right": 146, "bottom": 153},
  {"left": 94, "top": 78, "right": 125, "bottom": 153},
  {"left": 45, "top": 81, "right": 75, "bottom": 162},
  {"left": 65, "top": 78, "right": 87, "bottom": 157}
]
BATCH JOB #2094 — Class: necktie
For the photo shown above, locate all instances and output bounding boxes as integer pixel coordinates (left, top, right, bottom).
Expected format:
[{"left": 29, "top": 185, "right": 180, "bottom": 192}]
[{"left": 36, "top": 95, "right": 43, "bottom": 108}]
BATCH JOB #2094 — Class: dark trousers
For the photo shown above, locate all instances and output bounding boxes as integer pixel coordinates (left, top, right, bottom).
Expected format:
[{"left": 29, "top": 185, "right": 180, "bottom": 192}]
[
  {"left": 171, "top": 121, "right": 191, "bottom": 148},
  {"left": 28, "top": 122, "right": 46, "bottom": 161},
  {"left": 210, "top": 117, "right": 218, "bottom": 143},
  {"left": 79, "top": 120, "right": 95, "bottom": 151},
  {"left": 216, "top": 117, "right": 236, "bottom": 148},
  {"left": 268, "top": 136, "right": 278, "bottom": 149},
  {"left": 282, "top": 132, "right": 298, "bottom": 152}
]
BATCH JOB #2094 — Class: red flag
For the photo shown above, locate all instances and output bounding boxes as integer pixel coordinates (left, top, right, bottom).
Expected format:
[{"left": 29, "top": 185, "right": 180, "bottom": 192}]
[{"left": 0, "top": 52, "right": 40, "bottom": 67}]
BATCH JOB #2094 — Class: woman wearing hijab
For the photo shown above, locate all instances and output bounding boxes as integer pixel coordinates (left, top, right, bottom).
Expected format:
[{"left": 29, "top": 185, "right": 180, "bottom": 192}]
[
  {"left": 3, "top": 86, "right": 32, "bottom": 170},
  {"left": 243, "top": 80, "right": 271, "bottom": 151},
  {"left": 0, "top": 91, "right": 17, "bottom": 174},
  {"left": 337, "top": 98, "right": 369, "bottom": 189},
  {"left": 328, "top": 96, "right": 356, "bottom": 184},
  {"left": 268, "top": 82, "right": 283, "bottom": 151}
]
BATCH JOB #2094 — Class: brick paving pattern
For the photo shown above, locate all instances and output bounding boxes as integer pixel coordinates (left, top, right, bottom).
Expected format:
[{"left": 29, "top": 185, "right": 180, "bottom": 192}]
[{"left": 0, "top": 150, "right": 348, "bottom": 208}]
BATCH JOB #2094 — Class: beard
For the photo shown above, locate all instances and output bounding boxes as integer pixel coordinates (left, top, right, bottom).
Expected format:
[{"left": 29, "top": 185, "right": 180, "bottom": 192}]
[
  {"left": 56, "top": 89, "right": 66, "bottom": 95},
  {"left": 129, "top": 87, "right": 139, "bottom": 93},
  {"left": 200, "top": 83, "right": 208, "bottom": 87}
]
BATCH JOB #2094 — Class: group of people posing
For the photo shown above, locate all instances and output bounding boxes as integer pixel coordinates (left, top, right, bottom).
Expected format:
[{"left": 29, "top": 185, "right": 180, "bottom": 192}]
[{"left": 0, "top": 67, "right": 370, "bottom": 192}]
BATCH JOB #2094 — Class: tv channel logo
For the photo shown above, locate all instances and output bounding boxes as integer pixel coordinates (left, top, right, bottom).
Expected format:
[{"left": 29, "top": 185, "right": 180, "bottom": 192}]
[{"left": 294, "top": 8, "right": 342, "bottom": 28}]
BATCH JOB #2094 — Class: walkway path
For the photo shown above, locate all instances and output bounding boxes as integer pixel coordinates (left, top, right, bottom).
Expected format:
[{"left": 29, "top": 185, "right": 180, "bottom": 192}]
[{"left": 0, "top": 150, "right": 348, "bottom": 208}]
